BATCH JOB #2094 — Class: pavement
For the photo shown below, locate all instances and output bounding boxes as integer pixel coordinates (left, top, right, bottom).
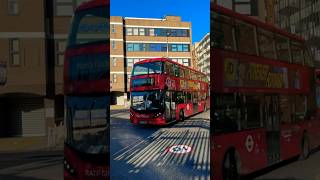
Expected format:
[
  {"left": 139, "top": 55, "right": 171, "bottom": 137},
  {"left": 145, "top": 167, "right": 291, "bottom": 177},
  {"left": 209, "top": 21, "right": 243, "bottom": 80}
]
[
  {"left": 254, "top": 150, "right": 320, "bottom": 180},
  {"left": 110, "top": 105, "right": 128, "bottom": 110},
  {"left": 0, "top": 136, "right": 63, "bottom": 153},
  {"left": 110, "top": 110, "right": 210, "bottom": 180}
]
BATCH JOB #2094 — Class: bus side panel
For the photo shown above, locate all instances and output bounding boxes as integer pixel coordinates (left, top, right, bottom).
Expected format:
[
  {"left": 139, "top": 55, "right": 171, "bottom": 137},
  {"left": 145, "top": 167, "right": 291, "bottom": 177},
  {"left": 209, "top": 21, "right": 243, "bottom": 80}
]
[
  {"left": 303, "top": 117, "right": 320, "bottom": 150},
  {"left": 185, "top": 103, "right": 194, "bottom": 117},
  {"left": 64, "top": 146, "right": 108, "bottom": 180},
  {"left": 280, "top": 123, "right": 302, "bottom": 160},
  {"left": 310, "top": 112, "right": 320, "bottom": 149},
  {"left": 176, "top": 103, "right": 186, "bottom": 120},
  {"left": 213, "top": 129, "right": 268, "bottom": 177},
  {"left": 198, "top": 101, "right": 203, "bottom": 112}
]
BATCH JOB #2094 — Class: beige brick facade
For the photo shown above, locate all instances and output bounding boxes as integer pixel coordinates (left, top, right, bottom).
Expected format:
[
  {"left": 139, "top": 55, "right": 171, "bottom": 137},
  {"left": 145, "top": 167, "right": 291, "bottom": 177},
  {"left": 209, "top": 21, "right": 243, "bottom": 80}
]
[
  {"left": 0, "top": 0, "right": 77, "bottom": 138},
  {"left": 110, "top": 16, "right": 192, "bottom": 105}
]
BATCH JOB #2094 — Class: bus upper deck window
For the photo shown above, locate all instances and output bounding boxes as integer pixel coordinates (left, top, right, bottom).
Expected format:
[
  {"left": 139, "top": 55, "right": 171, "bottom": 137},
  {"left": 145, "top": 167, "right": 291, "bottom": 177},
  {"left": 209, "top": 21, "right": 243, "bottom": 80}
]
[{"left": 211, "top": 11, "right": 235, "bottom": 51}]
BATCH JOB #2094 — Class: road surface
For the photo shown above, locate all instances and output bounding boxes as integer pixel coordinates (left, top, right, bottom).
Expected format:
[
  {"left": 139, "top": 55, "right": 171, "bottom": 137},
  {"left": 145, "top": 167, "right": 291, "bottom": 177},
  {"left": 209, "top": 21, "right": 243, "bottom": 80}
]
[
  {"left": 0, "top": 150, "right": 63, "bottom": 180},
  {"left": 110, "top": 109, "right": 210, "bottom": 180},
  {"left": 255, "top": 150, "right": 320, "bottom": 180}
]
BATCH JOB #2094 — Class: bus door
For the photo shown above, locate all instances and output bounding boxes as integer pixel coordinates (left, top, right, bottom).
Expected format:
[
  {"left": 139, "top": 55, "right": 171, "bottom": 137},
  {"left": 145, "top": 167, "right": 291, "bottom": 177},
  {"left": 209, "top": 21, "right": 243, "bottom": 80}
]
[
  {"left": 265, "top": 95, "right": 281, "bottom": 164},
  {"left": 193, "top": 92, "right": 199, "bottom": 114},
  {"left": 165, "top": 91, "right": 176, "bottom": 122}
]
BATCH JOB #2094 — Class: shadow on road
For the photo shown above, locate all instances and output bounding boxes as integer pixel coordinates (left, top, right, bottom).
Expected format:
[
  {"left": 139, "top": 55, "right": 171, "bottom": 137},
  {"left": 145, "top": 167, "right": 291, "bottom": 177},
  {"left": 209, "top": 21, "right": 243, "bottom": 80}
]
[{"left": 112, "top": 119, "right": 209, "bottom": 179}]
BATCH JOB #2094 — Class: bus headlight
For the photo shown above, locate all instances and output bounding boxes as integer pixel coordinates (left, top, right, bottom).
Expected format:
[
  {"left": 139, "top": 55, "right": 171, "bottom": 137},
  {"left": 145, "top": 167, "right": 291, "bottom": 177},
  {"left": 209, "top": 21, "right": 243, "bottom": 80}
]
[
  {"left": 64, "top": 158, "right": 76, "bottom": 175},
  {"left": 153, "top": 112, "right": 162, "bottom": 118}
]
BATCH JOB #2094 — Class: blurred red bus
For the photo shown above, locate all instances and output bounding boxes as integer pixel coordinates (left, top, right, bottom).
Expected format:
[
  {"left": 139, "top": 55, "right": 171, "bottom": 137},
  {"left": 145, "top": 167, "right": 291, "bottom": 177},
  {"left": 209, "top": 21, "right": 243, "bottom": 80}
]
[
  {"left": 63, "top": 0, "right": 109, "bottom": 179},
  {"left": 130, "top": 58, "right": 210, "bottom": 125},
  {"left": 211, "top": 3, "right": 320, "bottom": 180}
]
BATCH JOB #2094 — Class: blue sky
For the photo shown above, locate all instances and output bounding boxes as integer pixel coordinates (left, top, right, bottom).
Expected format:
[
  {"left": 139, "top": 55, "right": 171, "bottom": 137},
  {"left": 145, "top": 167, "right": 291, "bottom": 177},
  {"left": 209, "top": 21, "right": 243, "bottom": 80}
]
[{"left": 111, "top": 0, "right": 209, "bottom": 43}]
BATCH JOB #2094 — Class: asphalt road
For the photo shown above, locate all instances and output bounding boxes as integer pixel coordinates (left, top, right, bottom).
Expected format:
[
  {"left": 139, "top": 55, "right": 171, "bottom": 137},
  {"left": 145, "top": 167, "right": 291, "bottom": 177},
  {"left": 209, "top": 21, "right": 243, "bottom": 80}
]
[
  {"left": 255, "top": 150, "right": 320, "bottom": 180},
  {"left": 0, "top": 150, "right": 63, "bottom": 180},
  {"left": 110, "top": 109, "right": 210, "bottom": 180}
]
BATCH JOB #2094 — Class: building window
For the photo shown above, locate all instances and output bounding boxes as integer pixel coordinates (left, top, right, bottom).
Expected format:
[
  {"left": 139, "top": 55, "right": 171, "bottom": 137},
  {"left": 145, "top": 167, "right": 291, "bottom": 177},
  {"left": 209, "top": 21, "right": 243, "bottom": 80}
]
[
  {"left": 126, "top": 27, "right": 189, "bottom": 37},
  {"left": 112, "top": 57, "right": 117, "bottom": 66},
  {"left": 182, "top": 44, "right": 189, "bottom": 52},
  {"left": 113, "top": 74, "right": 117, "bottom": 83},
  {"left": 234, "top": 3, "right": 251, "bottom": 15},
  {"left": 127, "top": 43, "right": 133, "bottom": 51},
  {"left": 133, "top": 44, "right": 140, "bottom": 51},
  {"left": 171, "top": 44, "right": 178, "bottom": 52},
  {"left": 149, "top": 29, "right": 155, "bottom": 36},
  {"left": 56, "top": 40, "right": 66, "bottom": 66},
  {"left": 133, "top": 28, "right": 139, "bottom": 35},
  {"left": 112, "top": 41, "right": 116, "bottom": 49},
  {"left": 126, "top": 43, "right": 189, "bottom": 52},
  {"left": 139, "top": 28, "right": 145, "bottom": 36},
  {"left": 111, "top": 25, "right": 116, "bottom": 33},
  {"left": 8, "top": 0, "right": 19, "bottom": 15},
  {"left": 126, "top": 28, "right": 133, "bottom": 35},
  {"left": 183, "top": 59, "right": 190, "bottom": 67},
  {"left": 55, "top": 0, "right": 74, "bottom": 16},
  {"left": 10, "top": 39, "right": 20, "bottom": 66},
  {"left": 127, "top": 58, "right": 133, "bottom": 67},
  {"left": 169, "top": 44, "right": 189, "bottom": 52}
]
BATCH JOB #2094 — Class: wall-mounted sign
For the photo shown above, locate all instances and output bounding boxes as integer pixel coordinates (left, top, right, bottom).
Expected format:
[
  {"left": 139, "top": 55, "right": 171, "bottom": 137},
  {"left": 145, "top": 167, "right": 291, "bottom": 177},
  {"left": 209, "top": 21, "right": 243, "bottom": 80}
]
[{"left": 0, "top": 64, "right": 7, "bottom": 85}]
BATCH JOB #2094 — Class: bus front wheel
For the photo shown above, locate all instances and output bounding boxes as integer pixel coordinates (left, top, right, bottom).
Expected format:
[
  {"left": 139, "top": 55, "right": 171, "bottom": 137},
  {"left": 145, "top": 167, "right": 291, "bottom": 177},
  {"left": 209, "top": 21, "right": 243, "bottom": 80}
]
[{"left": 223, "top": 151, "right": 240, "bottom": 180}]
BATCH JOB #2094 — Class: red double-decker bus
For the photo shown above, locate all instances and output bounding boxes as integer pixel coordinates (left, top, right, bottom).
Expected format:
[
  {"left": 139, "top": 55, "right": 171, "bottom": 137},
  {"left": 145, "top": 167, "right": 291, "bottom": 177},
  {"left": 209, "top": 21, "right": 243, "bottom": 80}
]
[
  {"left": 130, "top": 58, "right": 210, "bottom": 125},
  {"left": 63, "top": 0, "right": 109, "bottom": 179},
  {"left": 211, "top": 3, "right": 320, "bottom": 180}
]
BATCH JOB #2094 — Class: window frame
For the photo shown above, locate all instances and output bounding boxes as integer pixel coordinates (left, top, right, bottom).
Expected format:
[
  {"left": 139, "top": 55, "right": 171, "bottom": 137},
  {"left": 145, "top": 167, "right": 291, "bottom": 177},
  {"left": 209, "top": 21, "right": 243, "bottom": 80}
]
[
  {"left": 7, "top": 0, "right": 19, "bottom": 16},
  {"left": 9, "top": 39, "right": 21, "bottom": 66},
  {"left": 55, "top": 39, "right": 66, "bottom": 66}
]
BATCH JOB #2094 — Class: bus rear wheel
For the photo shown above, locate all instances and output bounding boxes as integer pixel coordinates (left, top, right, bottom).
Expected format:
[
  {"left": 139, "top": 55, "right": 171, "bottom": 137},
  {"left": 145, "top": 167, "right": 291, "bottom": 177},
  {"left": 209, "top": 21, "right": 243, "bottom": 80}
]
[
  {"left": 179, "top": 110, "right": 185, "bottom": 122},
  {"left": 223, "top": 151, "right": 240, "bottom": 180},
  {"left": 300, "top": 133, "right": 310, "bottom": 160}
]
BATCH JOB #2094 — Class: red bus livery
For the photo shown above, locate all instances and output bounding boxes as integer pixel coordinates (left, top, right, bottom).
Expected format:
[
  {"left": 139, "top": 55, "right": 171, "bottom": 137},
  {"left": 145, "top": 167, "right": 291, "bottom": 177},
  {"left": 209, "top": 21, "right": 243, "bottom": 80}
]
[
  {"left": 211, "top": 3, "right": 320, "bottom": 180},
  {"left": 130, "top": 58, "right": 210, "bottom": 125},
  {"left": 63, "top": 0, "right": 109, "bottom": 179}
]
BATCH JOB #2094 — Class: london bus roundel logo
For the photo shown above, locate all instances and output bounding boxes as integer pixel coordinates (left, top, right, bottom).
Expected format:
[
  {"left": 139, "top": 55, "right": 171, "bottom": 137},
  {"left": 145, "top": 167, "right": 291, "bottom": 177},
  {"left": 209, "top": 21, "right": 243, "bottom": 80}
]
[
  {"left": 245, "top": 135, "right": 254, "bottom": 152},
  {"left": 168, "top": 145, "right": 192, "bottom": 154}
]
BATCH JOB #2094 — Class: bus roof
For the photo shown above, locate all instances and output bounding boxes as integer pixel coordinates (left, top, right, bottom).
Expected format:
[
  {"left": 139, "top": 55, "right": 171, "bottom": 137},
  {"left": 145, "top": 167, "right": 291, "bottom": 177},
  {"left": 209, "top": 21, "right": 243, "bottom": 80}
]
[
  {"left": 134, "top": 58, "right": 207, "bottom": 76},
  {"left": 211, "top": 3, "right": 305, "bottom": 42},
  {"left": 76, "top": 0, "right": 108, "bottom": 12}
]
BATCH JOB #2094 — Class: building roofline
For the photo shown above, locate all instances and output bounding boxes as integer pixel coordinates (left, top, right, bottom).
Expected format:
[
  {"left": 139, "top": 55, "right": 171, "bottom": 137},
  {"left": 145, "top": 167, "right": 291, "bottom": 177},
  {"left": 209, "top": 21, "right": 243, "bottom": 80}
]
[{"left": 124, "top": 17, "right": 165, "bottom": 21}]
